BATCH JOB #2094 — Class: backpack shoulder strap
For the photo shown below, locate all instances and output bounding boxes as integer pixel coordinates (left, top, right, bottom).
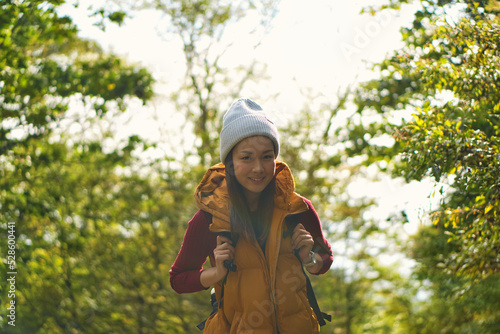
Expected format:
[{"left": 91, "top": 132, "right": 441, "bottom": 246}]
[
  {"left": 202, "top": 210, "right": 213, "bottom": 224},
  {"left": 285, "top": 214, "right": 332, "bottom": 327},
  {"left": 197, "top": 211, "right": 232, "bottom": 330}
]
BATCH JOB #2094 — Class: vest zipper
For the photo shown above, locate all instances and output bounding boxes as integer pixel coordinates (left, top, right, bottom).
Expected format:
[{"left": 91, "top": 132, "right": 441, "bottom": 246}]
[
  {"left": 256, "top": 207, "right": 311, "bottom": 334},
  {"left": 253, "top": 241, "right": 280, "bottom": 333},
  {"left": 272, "top": 209, "right": 308, "bottom": 333},
  {"left": 273, "top": 208, "right": 309, "bottom": 333}
]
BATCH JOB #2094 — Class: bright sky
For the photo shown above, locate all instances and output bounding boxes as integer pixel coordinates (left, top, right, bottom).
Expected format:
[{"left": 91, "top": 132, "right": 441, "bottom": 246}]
[
  {"left": 58, "top": 0, "right": 442, "bottom": 240},
  {"left": 59, "top": 0, "right": 420, "bottom": 115}
]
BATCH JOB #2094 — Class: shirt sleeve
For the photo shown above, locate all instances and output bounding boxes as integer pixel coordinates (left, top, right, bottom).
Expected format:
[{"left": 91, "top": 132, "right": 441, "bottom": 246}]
[
  {"left": 298, "top": 198, "right": 333, "bottom": 275},
  {"left": 169, "top": 210, "right": 217, "bottom": 294}
]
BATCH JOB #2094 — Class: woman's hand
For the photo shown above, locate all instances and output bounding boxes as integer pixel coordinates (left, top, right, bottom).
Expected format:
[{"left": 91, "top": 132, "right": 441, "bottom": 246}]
[
  {"left": 200, "top": 235, "right": 236, "bottom": 288},
  {"left": 291, "top": 223, "right": 314, "bottom": 262},
  {"left": 291, "top": 223, "right": 323, "bottom": 274},
  {"left": 214, "top": 235, "right": 236, "bottom": 279}
]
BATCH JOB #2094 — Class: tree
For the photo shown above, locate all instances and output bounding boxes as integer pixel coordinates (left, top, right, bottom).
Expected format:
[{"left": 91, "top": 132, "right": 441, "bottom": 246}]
[
  {"left": 407, "top": 225, "right": 500, "bottom": 333},
  {"left": 0, "top": 132, "right": 213, "bottom": 333},
  {"left": 108, "top": 0, "right": 281, "bottom": 167},
  {"left": 341, "top": 0, "right": 500, "bottom": 331},
  {"left": 0, "top": 1, "right": 160, "bottom": 332},
  {"left": 349, "top": 0, "right": 500, "bottom": 280},
  {"left": 0, "top": 0, "right": 153, "bottom": 153}
]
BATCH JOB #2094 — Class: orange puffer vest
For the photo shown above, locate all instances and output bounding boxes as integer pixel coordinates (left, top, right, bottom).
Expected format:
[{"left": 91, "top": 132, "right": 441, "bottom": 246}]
[{"left": 195, "top": 162, "right": 320, "bottom": 334}]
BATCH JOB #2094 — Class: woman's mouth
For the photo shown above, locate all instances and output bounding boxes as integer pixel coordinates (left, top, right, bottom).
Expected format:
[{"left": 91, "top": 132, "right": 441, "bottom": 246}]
[{"left": 249, "top": 176, "right": 265, "bottom": 183}]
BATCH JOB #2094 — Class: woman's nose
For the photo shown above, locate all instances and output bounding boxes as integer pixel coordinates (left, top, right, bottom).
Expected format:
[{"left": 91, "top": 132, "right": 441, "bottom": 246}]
[{"left": 252, "top": 159, "right": 264, "bottom": 172}]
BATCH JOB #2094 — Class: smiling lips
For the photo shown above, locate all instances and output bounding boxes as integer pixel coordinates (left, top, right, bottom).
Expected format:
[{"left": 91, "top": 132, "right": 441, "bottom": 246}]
[{"left": 249, "top": 176, "right": 265, "bottom": 183}]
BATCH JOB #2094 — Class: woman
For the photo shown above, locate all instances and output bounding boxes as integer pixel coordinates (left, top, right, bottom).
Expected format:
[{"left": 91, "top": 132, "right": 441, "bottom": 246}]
[{"left": 170, "top": 98, "right": 333, "bottom": 333}]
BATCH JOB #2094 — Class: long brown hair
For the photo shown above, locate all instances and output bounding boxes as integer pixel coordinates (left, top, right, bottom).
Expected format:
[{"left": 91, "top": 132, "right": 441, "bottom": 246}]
[{"left": 224, "top": 150, "right": 275, "bottom": 248}]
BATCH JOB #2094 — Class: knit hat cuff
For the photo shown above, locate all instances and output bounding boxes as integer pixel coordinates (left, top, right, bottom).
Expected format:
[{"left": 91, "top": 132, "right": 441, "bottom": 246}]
[{"left": 220, "top": 113, "right": 279, "bottom": 162}]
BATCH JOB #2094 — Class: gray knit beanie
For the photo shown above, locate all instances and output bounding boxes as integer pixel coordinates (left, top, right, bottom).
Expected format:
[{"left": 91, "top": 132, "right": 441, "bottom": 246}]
[{"left": 220, "top": 98, "right": 279, "bottom": 163}]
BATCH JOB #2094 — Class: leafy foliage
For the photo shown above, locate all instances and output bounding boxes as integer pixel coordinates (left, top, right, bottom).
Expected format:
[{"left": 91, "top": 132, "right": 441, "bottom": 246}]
[
  {"left": 352, "top": 0, "right": 500, "bottom": 279},
  {"left": 1, "top": 135, "right": 210, "bottom": 332},
  {"left": 109, "top": 0, "right": 281, "bottom": 166},
  {"left": 345, "top": 0, "right": 500, "bottom": 331},
  {"left": 3, "top": 0, "right": 499, "bottom": 333},
  {"left": 0, "top": 1, "right": 179, "bottom": 332},
  {"left": 407, "top": 225, "right": 500, "bottom": 333},
  {"left": 0, "top": 0, "right": 154, "bottom": 151}
]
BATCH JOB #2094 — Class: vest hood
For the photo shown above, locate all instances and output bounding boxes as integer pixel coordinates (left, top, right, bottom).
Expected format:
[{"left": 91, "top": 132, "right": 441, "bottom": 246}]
[{"left": 194, "top": 161, "right": 307, "bottom": 232}]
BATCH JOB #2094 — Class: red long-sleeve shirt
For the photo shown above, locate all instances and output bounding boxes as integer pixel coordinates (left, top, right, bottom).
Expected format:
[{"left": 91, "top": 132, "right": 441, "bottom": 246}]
[{"left": 169, "top": 198, "right": 333, "bottom": 294}]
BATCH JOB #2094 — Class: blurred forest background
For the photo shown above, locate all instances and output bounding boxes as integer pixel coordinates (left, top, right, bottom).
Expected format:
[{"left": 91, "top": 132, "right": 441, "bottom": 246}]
[{"left": 1, "top": 0, "right": 499, "bottom": 333}]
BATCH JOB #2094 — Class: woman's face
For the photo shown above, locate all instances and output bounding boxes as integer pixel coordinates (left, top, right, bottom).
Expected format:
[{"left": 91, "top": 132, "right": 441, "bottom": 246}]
[{"left": 232, "top": 136, "right": 276, "bottom": 202}]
